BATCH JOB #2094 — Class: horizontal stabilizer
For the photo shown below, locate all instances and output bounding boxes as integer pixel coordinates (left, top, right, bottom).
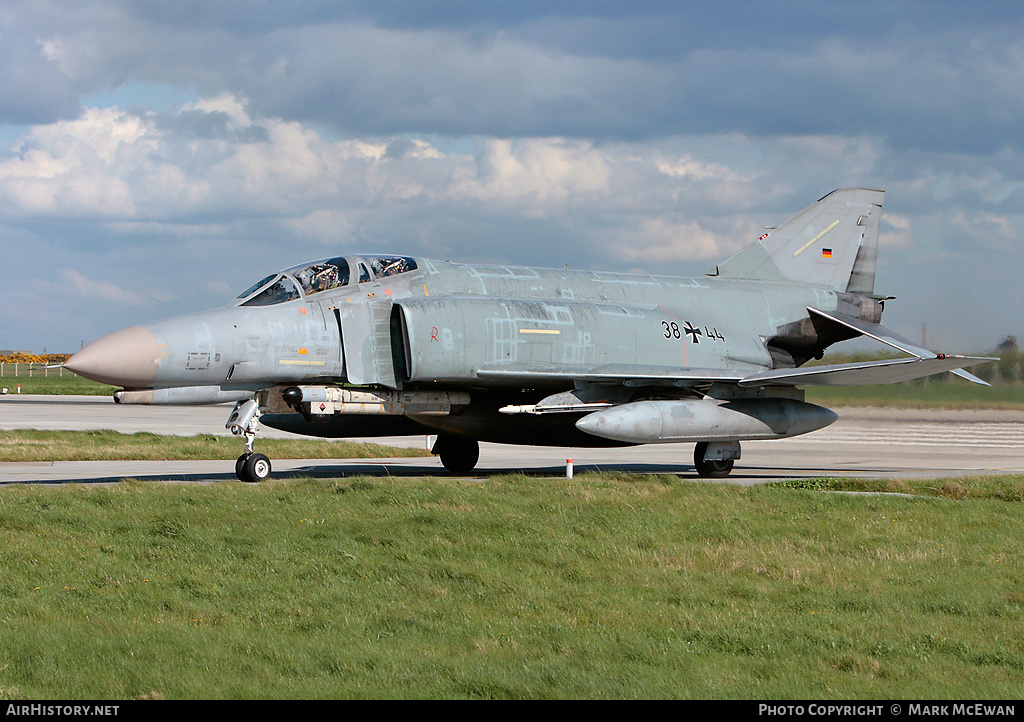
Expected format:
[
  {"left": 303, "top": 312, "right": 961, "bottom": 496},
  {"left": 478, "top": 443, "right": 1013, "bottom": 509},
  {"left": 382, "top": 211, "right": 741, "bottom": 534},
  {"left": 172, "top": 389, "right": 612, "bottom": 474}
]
[
  {"left": 739, "top": 355, "right": 995, "bottom": 387},
  {"left": 809, "top": 307, "right": 933, "bottom": 357},
  {"left": 808, "top": 307, "right": 993, "bottom": 385}
]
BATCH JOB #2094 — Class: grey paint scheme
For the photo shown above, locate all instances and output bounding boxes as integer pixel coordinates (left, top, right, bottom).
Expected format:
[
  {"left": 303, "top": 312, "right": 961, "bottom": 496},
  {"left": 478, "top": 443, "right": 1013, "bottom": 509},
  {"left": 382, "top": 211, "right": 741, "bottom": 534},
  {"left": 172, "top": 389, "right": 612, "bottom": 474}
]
[{"left": 65, "top": 189, "right": 993, "bottom": 471}]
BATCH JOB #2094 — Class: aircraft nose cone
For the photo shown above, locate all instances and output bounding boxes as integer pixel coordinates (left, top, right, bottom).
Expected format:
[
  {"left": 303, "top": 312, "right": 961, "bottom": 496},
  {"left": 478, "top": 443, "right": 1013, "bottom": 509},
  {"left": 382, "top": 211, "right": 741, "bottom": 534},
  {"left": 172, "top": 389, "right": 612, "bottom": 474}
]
[{"left": 64, "top": 326, "right": 160, "bottom": 387}]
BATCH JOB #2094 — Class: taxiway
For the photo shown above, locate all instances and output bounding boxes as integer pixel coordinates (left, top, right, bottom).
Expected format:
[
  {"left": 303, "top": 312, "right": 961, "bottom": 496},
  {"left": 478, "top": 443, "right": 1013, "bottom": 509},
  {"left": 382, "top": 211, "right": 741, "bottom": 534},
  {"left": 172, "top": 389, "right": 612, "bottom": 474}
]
[{"left": 1, "top": 394, "right": 1022, "bottom": 484}]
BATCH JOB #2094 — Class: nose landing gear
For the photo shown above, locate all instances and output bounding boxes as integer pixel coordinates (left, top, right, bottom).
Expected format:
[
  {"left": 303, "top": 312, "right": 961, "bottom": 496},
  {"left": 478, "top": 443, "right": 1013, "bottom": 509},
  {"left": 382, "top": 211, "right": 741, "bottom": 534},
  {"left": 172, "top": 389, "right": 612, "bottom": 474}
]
[{"left": 227, "top": 398, "right": 272, "bottom": 483}]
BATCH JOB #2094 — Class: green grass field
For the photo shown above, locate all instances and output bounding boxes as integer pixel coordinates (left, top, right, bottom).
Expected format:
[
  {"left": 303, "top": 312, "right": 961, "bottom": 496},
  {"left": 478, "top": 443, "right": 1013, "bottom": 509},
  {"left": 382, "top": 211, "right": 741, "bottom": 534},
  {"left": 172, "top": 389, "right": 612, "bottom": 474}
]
[
  {"left": 806, "top": 381, "right": 1024, "bottom": 410},
  {"left": 0, "top": 371, "right": 115, "bottom": 396},
  {"left": 0, "top": 429, "right": 430, "bottom": 463},
  {"left": 0, "top": 473, "right": 1021, "bottom": 699},
  {"left": 2, "top": 361, "right": 1021, "bottom": 698}
]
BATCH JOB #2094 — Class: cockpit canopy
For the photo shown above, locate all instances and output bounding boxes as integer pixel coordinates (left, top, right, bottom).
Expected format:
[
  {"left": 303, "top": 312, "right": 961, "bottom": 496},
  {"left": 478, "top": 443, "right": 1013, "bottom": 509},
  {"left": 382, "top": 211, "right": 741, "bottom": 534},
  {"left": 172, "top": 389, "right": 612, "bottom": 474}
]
[{"left": 235, "top": 255, "right": 418, "bottom": 307}]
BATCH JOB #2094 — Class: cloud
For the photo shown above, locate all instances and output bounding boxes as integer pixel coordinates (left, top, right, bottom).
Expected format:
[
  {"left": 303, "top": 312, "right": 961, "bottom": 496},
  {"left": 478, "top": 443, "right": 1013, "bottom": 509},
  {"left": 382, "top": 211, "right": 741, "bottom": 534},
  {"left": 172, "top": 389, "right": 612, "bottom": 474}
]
[
  {"left": 617, "top": 217, "right": 726, "bottom": 264},
  {"left": 0, "top": 21, "right": 79, "bottom": 124},
  {"left": 0, "top": 106, "right": 158, "bottom": 218},
  {"left": 57, "top": 268, "right": 145, "bottom": 304},
  {"left": 1, "top": 2, "right": 1023, "bottom": 353},
  {"left": 7, "top": 1, "right": 1022, "bottom": 150},
  {"left": 450, "top": 138, "right": 610, "bottom": 212},
  {"left": 0, "top": 99, "right": 614, "bottom": 230}
]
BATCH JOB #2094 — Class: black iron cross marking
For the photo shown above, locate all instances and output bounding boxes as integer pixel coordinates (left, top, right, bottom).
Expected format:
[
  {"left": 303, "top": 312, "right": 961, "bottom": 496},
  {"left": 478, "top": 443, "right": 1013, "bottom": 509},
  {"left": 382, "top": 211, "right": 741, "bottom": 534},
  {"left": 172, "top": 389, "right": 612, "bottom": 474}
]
[{"left": 683, "top": 322, "right": 702, "bottom": 343}]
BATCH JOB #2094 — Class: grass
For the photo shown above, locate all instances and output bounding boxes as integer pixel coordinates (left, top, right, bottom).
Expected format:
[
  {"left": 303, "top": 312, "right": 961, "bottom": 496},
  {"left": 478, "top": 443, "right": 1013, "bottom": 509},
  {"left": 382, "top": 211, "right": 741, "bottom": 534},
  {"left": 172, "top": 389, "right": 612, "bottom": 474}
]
[
  {"left": 2, "top": 362, "right": 1019, "bottom": 696},
  {"left": 0, "top": 373, "right": 115, "bottom": 396},
  {"left": 0, "top": 429, "right": 429, "bottom": 463},
  {"left": 773, "top": 474, "right": 1024, "bottom": 502},
  {"left": 805, "top": 381, "right": 1024, "bottom": 410},
  {"left": 799, "top": 350, "right": 1024, "bottom": 409},
  {"left": 0, "top": 472, "right": 1021, "bottom": 699}
]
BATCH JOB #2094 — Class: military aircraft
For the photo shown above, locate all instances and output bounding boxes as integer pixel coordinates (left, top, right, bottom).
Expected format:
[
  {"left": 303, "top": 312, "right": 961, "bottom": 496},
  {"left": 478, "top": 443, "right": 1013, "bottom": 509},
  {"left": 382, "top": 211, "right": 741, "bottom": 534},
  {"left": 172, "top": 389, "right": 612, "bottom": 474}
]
[{"left": 65, "top": 188, "right": 993, "bottom": 482}]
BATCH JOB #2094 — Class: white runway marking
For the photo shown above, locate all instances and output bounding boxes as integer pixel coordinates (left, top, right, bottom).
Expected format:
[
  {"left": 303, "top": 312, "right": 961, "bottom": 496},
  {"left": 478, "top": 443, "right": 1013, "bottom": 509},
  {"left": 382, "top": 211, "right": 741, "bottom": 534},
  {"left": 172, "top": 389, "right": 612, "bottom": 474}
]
[{"left": 788, "top": 421, "right": 1024, "bottom": 448}]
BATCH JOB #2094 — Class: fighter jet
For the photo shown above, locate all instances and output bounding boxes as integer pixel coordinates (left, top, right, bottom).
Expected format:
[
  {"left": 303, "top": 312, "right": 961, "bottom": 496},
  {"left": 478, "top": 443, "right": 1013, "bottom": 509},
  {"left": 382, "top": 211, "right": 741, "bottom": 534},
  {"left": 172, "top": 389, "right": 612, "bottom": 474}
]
[{"left": 65, "top": 189, "right": 993, "bottom": 482}]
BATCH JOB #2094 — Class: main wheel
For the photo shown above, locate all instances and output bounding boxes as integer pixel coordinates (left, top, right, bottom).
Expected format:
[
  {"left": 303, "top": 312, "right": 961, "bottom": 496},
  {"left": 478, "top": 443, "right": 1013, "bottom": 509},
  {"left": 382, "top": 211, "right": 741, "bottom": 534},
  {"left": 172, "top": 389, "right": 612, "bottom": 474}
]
[
  {"left": 693, "top": 442, "right": 735, "bottom": 479},
  {"left": 240, "top": 452, "right": 272, "bottom": 483},
  {"left": 433, "top": 436, "right": 480, "bottom": 474}
]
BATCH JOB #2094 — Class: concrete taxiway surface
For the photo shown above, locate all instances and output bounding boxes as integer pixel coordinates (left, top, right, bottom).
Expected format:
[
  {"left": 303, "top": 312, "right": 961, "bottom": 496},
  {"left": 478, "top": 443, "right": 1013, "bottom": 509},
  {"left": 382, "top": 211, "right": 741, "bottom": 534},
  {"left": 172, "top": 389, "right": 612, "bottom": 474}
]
[{"left": 2, "top": 394, "right": 1023, "bottom": 485}]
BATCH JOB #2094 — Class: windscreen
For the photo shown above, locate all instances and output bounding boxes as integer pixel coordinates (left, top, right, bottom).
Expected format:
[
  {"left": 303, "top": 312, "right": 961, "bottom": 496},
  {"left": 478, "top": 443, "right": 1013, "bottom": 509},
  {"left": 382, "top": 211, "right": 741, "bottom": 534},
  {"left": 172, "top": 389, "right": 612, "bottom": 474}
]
[
  {"left": 236, "top": 274, "right": 277, "bottom": 301},
  {"left": 284, "top": 257, "right": 351, "bottom": 296},
  {"left": 237, "top": 257, "right": 352, "bottom": 307},
  {"left": 236, "top": 256, "right": 413, "bottom": 307},
  {"left": 240, "top": 276, "right": 301, "bottom": 306}
]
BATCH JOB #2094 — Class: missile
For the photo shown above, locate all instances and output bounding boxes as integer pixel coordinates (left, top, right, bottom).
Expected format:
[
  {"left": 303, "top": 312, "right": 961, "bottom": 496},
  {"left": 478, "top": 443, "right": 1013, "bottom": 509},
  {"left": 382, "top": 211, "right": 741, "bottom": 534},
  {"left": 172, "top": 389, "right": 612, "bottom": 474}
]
[{"left": 575, "top": 398, "right": 838, "bottom": 444}]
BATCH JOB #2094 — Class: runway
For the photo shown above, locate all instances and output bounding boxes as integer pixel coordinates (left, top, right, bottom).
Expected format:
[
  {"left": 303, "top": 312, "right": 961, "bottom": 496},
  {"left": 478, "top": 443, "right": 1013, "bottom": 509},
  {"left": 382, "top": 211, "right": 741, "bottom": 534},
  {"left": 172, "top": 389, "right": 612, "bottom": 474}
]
[{"left": 2, "top": 394, "right": 1023, "bottom": 484}]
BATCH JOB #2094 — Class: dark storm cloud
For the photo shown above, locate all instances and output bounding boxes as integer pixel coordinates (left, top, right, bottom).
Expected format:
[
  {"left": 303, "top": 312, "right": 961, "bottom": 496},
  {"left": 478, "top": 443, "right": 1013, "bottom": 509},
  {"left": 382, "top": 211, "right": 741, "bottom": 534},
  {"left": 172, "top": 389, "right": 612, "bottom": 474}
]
[
  {"left": 8, "top": 1, "right": 1024, "bottom": 152},
  {"left": 193, "top": 18, "right": 1021, "bottom": 154},
  {"left": 0, "top": 27, "right": 79, "bottom": 125},
  {"left": 2, "top": 1, "right": 1022, "bottom": 352}
]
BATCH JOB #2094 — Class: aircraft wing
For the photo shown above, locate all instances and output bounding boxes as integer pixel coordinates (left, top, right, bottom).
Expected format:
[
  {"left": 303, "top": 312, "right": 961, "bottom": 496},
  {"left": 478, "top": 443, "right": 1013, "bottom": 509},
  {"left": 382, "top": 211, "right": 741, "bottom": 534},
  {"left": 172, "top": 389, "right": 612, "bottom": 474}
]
[{"left": 477, "top": 354, "right": 993, "bottom": 389}]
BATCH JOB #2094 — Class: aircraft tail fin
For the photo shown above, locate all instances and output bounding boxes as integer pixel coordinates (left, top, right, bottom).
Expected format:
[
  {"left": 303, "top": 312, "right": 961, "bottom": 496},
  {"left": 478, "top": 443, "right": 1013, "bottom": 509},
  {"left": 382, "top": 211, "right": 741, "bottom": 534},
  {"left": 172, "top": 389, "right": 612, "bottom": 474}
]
[{"left": 709, "top": 188, "right": 885, "bottom": 294}]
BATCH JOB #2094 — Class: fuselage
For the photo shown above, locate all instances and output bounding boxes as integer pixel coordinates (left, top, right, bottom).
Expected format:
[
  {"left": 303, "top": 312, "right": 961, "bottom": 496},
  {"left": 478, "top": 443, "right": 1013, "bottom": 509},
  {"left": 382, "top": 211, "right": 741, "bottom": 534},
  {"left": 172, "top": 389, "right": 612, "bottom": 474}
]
[
  {"left": 65, "top": 189, "right": 987, "bottom": 479},
  {"left": 66, "top": 253, "right": 850, "bottom": 399}
]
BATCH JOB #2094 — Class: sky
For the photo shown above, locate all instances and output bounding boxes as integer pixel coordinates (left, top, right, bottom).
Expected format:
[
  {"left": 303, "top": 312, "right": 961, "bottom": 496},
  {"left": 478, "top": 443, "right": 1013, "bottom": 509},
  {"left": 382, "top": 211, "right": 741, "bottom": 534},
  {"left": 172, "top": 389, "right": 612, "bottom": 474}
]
[{"left": 1, "top": 0, "right": 1022, "bottom": 354}]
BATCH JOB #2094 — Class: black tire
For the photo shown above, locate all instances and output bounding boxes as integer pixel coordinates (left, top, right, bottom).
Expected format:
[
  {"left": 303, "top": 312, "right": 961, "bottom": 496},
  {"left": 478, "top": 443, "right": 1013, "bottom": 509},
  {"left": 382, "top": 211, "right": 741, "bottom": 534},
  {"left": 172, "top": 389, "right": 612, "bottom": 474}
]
[
  {"left": 693, "top": 442, "right": 735, "bottom": 478},
  {"left": 235, "top": 454, "right": 249, "bottom": 481},
  {"left": 240, "top": 452, "right": 272, "bottom": 483},
  {"left": 434, "top": 436, "right": 480, "bottom": 474}
]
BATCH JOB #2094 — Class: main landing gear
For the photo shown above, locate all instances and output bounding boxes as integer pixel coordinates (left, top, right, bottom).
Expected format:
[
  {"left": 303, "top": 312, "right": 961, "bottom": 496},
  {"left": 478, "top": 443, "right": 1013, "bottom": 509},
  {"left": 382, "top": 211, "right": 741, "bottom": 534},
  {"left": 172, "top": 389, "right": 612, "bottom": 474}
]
[
  {"left": 431, "top": 435, "right": 480, "bottom": 474},
  {"left": 693, "top": 441, "right": 739, "bottom": 479},
  {"left": 227, "top": 398, "right": 272, "bottom": 483}
]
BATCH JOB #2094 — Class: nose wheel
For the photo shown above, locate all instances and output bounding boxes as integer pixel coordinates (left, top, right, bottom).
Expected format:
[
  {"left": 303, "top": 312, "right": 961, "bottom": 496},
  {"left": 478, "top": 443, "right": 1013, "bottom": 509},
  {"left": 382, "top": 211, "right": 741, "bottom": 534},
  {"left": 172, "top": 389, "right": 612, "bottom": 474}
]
[
  {"left": 227, "top": 399, "right": 272, "bottom": 483},
  {"left": 236, "top": 452, "right": 272, "bottom": 483}
]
